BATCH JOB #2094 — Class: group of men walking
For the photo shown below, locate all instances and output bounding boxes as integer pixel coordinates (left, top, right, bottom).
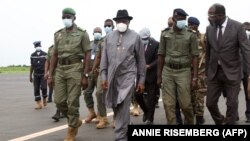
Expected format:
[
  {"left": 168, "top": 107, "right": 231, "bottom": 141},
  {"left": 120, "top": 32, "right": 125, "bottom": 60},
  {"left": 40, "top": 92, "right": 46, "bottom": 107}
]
[{"left": 28, "top": 3, "right": 250, "bottom": 141}]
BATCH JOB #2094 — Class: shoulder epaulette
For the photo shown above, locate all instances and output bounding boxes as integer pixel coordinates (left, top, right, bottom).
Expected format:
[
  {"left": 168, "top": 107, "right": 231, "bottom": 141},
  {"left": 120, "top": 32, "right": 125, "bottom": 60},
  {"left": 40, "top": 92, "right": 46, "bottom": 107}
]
[
  {"left": 77, "top": 27, "right": 86, "bottom": 32},
  {"left": 162, "top": 27, "right": 170, "bottom": 32},
  {"left": 54, "top": 28, "right": 63, "bottom": 35},
  {"left": 49, "top": 45, "right": 54, "bottom": 49},
  {"left": 187, "top": 29, "right": 196, "bottom": 33}
]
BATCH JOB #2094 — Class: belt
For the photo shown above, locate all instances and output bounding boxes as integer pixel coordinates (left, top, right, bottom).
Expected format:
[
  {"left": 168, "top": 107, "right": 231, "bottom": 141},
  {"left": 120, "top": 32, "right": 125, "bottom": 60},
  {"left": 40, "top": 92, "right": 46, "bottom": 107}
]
[
  {"left": 58, "top": 58, "right": 81, "bottom": 65},
  {"left": 166, "top": 63, "right": 190, "bottom": 69}
]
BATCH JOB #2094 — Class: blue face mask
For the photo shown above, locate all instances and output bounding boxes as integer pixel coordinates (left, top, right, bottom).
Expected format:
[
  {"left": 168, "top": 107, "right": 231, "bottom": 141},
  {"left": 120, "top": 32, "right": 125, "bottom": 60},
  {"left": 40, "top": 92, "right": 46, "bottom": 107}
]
[
  {"left": 104, "top": 26, "right": 113, "bottom": 34},
  {"left": 93, "top": 33, "right": 102, "bottom": 40},
  {"left": 176, "top": 20, "right": 186, "bottom": 29}
]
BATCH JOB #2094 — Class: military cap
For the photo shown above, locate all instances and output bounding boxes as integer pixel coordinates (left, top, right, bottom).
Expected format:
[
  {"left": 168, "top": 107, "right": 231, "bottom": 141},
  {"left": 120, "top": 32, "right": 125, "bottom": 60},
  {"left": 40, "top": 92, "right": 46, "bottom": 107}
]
[
  {"left": 62, "top": 7, "right": 76, "bottom": 15},
  {"left": 139, "top": 27, "right": 151, "bottom": 39},
  {"left": 188, "top": 17, "right": 200, "bottom": 25},
  {"left": 33, "top": 41, "right": 41, "bottom": 47},
  {"left": 173, "top": 8, "right": 189, "bottom": 16}
]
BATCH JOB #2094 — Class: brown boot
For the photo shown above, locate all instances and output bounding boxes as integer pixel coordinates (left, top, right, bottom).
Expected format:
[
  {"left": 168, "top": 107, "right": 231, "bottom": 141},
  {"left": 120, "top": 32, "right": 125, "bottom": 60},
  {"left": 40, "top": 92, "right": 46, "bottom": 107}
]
[
  {"left": 35, "top": 100, "right": 43, "bottom": 110},
  {"left": 75, "top": 120, "right": 82, "bottom": 136},
  {"left": 43, "top": 97, "right": 48, "bottom": 107},
  {"left": 132, "top": 104, "right": 140, "bottom": 116},
  {"left": 64, "top": 120, "right": 82, "bottom": 141},
  {"left": 64, "top": 127, "right": 76, "bottom": 141},
  {"left": 96, "top": 117, "right": 109, "bottom": 129},
  {"left": 94, "top": 115, "right": 101, "bottom": 124},
  {"left": 85, "top": 108, "right": 97, "bottom": 123}
]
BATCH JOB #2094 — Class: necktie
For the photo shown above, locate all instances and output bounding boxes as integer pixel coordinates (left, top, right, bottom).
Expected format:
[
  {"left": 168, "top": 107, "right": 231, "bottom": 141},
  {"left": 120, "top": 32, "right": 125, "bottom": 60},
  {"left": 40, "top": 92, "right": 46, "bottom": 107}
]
[{"left": 217, "top": 25, "right": 223, "bottom": 48}]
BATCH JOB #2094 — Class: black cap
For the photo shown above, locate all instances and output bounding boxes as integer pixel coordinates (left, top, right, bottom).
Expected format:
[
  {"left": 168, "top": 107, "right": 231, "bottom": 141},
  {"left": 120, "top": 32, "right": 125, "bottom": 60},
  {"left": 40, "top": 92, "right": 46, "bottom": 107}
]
[
  {"left": 33, "top": 41, "right": 41, "bottom": 47},
  {"left": 113, "top": 9, "right": 133, "bottom": 21},
  {"left": 188, "top": 17, "right": 200, "bottom": 25},
  {"left": 173, "top": 8, "right": 189, "bottom": 16}
]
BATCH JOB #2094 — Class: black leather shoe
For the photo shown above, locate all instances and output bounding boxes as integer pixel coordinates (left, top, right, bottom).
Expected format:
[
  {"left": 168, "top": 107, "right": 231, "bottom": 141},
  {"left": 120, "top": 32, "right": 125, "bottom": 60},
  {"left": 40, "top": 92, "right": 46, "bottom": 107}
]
[
  {"left": 52, "top": 111, "right": 60, "bottom": 122},
  {"left": 47, "top": 99, "right": 52, "bottom": 103}
]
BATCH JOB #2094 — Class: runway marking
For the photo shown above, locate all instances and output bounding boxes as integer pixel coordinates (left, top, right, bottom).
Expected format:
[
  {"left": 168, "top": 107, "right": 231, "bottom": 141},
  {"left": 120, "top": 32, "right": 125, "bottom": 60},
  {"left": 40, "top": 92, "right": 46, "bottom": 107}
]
[{"left": 9, "top": 99, "right": 162, "bottom": 141}]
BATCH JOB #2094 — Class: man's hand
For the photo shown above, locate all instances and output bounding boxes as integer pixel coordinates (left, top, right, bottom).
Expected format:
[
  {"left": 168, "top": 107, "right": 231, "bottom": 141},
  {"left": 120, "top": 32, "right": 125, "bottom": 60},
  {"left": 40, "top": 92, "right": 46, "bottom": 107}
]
[
  {"left": 101, "top": 80, "right": 108, "bottom": 91},
  {"left": 44, "top": 73, "right": 49, "bottom": 80},
  {"left": 47, "top": 77, "right": 53, "bottom": 88},
  {"left": 81, "top": 77, "right": 88, "bottom": 90},
  {"left": 29, "top": 76, "right": 33, "bottom": 83},
  {"left": 146, "top": 65, "right": 150, "bottom": 69},
  {"left": 136, "top": 83, "right": 145, "bottom": 94},
  {"left": 157, "top": 77, "right": 162, "bottom": 88}
]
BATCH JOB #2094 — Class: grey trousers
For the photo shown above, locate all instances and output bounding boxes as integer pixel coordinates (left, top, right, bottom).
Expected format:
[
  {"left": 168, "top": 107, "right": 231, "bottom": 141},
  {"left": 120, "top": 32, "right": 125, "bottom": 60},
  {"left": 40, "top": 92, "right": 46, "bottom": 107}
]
[{"left": 113, "top": 90, "right": 132, "bottom": 141}]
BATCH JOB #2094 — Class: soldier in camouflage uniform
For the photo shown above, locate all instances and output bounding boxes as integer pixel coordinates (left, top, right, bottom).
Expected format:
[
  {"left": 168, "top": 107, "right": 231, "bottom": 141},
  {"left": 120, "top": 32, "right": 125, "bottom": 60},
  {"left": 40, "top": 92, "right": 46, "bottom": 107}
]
[
  {"left": 157, "top": 9, "right": 199, "bottom": 125},
  {"left": 83, "top": 27, "right": 110, "bottom": 129},
  {"left": 48, "top": 8, "right": 91, "bottom": 141},
  {"left": 188, "top": 17, "right": 207, "bottom": 125}
]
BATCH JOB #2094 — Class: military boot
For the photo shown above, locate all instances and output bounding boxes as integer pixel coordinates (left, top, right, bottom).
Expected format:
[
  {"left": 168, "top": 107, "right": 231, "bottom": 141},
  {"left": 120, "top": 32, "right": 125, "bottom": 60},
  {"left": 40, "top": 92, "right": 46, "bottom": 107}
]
[
  {"left": 64, "top": 120, "right": 82, "bottom": 141},
  {"left": 96, "top": 117, "right": 109, "bottom": 129},
  {"left": 131, "top": 104, "right": 140, "bottom": 116},
  {"left": 35, "top": 100, "right": 43, "bottom": 110},
  {"left": 85, "top": 108, "right": 97, "bottom": 123},
  {"left": 52, "top": 109, "right": 61, "bottom": 122},
  {"left": 196, "top": 116, "right": 205, "bottom": 125},
  {"left": 94, "top": 115, "right": 101, "bottom": 124}
]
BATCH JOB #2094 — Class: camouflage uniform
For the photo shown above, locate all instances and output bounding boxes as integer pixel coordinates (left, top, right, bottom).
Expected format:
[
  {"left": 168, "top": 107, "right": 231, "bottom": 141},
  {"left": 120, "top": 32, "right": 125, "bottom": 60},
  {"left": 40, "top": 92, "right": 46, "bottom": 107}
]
[
  {"left": 53, "top": 24, "right": 91, "bottom": 127},
  {"left": 191, "top": 32, "right": 207, "bottom": 119}
]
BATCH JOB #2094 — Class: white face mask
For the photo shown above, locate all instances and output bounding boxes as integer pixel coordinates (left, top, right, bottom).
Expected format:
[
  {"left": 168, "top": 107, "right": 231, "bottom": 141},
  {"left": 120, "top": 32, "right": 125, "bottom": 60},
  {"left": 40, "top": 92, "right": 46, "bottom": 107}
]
[
  {"left": 116, "top": 23, "right": 127, "bottom": 32},
  {"left": 63, "top": 19, "right": 73, "bottom": 28},
  {"left": 35, "top": 47, "right": 41, "bottom": 51},
  {"left": 246, "top": 30, "right": 250, "bottom": 38},
  {"left": 93, "top": 33, "right": 102, "bottom": 40}
]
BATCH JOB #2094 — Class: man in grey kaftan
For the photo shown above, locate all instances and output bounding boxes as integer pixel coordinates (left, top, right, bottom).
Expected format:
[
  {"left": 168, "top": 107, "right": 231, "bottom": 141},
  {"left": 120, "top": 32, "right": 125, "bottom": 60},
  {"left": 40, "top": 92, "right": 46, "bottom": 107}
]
[{"left": 100, "top": 9, "right": 145, "bottom": 141}]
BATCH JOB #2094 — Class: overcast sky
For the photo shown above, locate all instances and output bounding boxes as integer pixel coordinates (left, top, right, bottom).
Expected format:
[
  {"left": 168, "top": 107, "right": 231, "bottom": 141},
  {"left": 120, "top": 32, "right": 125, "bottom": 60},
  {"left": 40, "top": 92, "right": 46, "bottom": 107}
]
[{"left": 0, "top": 0, "right": 249, "bottom": 67}]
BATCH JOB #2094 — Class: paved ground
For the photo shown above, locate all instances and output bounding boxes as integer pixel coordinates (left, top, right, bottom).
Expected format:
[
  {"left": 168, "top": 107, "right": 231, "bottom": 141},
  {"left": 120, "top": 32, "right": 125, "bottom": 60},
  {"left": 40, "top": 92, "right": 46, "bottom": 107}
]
[{"left": 0, "top": 73, "right": 249, "bottom": 141}]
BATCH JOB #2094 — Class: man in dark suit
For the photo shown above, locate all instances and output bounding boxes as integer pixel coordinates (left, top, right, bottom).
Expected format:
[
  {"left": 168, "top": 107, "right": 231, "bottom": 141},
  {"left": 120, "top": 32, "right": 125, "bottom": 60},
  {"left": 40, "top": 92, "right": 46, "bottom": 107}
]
[
  {"left": 242, "top": 22, "right": 250, "bottom": 122},
  {"left": 135, "top": 27, "right": 159, "bottom": 125},
  {"left": 205, "top": 3, "right": 250, "bottom": 125}
]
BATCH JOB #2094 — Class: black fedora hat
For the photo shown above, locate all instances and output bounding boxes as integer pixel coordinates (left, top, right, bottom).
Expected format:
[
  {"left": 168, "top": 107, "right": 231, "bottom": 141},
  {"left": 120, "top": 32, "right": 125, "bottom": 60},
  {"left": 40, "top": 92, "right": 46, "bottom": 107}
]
[{"left": 113, "top": 9, "right": 133, "bottom": 21}]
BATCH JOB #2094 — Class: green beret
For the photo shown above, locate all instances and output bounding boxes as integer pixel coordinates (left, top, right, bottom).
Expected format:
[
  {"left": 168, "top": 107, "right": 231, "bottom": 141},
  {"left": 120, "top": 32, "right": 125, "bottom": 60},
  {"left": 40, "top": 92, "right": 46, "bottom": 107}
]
[{"left": 62, "top": 8, "right": 76, "bottom": 15}]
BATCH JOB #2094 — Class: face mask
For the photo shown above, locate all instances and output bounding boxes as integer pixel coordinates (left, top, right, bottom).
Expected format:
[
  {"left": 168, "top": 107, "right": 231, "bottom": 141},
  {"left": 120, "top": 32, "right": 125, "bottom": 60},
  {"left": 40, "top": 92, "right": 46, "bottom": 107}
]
[
  {"left": 93, "top": 33, "right": 102, "bottom": 40},
  {"left": 176, "top": 20, "right": 186, "bottom": 29},
  {"left": 35, "top": 47, "right": 41, "bottom": 51},
  {"left": 116, "top": 23, "right": 127, "bottom": 32},
  {"left": 104, "top": 26, "right": 113, "bottom": 34},
  {"left": 142, "top": 40, "right": 149, "bottom": 46},
  {"left": 63, "top": 19, "right": 73, "bottom": 28},
  {"left": 246, "top": 30, "right": 250, "bottom": 37}
]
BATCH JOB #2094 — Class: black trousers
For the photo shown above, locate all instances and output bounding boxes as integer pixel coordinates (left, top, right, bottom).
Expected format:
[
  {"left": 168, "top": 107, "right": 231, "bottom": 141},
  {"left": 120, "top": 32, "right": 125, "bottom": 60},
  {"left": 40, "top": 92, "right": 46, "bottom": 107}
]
[
  {"left": 33, "top": 74, "right": 47, "bottom": 101},
  {"left": 135, "top": 82, "right": 158, "bottom": 122},
  {"left": 206, "top": 66, "right": 240, "bottom": 124},
  {"left": 242, "top": 72, "right": 250, "bottom": 118}
]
